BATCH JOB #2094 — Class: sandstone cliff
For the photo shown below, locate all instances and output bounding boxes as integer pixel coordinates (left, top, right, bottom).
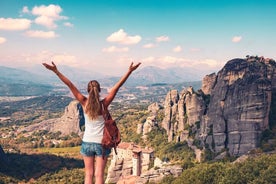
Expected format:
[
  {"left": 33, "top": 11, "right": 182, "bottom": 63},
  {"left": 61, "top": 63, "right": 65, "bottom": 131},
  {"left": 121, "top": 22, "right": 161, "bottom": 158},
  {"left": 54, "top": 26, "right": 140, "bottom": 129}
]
[{"left": 160, "top": 56, "right": 276, "bottom": 156}]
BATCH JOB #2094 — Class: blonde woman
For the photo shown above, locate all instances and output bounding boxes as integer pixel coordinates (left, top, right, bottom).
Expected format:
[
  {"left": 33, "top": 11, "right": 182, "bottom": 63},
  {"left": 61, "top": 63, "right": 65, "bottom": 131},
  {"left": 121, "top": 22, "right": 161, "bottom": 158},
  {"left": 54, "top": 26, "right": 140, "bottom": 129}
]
[{"left": 43, "top": 61, "right": 141, "bottom": 184}]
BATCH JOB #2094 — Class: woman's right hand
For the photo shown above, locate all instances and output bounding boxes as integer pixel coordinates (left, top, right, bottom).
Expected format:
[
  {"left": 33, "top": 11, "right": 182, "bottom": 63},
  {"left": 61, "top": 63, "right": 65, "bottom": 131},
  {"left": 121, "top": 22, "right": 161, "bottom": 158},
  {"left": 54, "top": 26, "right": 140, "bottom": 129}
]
[{"left": 129, "top": 62, "right": 141, "bottom": 72}]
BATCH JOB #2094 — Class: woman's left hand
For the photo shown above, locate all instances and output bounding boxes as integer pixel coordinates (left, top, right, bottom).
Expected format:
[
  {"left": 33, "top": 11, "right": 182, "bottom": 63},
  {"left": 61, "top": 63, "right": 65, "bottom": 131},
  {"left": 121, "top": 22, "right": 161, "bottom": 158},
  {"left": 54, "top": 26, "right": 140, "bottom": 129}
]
[{"left": 42, "top": 62, "right": 58, "bottom": 73}]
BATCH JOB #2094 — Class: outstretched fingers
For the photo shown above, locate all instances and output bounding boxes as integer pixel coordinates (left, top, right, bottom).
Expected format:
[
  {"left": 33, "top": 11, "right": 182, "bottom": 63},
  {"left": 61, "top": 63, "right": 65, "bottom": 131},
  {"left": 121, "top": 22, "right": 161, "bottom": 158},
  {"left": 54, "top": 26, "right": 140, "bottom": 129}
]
[
  {"left": 129, "top": 62, "right": 141, "bottom": 71},
  {"left": 42, "top": 61, "right": 57, "bottom": 71}
]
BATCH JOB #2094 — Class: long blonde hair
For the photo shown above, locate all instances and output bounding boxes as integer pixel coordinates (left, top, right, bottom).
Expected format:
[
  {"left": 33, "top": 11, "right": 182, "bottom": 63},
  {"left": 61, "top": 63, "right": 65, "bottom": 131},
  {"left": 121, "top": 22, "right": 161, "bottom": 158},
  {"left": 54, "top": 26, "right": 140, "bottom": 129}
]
[{"left": 85, "top": 80, "right": 101, "bottom": 120}]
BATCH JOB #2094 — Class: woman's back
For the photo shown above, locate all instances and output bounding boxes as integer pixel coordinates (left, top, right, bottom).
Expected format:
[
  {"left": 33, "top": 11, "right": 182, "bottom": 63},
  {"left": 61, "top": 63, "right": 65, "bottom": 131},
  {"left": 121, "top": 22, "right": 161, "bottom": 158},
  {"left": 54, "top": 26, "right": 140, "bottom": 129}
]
[{"left": 82, "top": 114, "right": 105, "bottom": 143}]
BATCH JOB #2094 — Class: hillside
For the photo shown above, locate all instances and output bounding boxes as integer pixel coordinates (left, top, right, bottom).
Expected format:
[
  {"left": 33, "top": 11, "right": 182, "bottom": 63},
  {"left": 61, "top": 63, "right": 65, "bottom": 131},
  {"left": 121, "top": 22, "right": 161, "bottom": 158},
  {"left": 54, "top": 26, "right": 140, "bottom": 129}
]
[
  {"left": 0, "top": 66, "right": 54, "bottom": 96},
  {"left": 0, "top": 95, "right": 73, "bottom": 127}
]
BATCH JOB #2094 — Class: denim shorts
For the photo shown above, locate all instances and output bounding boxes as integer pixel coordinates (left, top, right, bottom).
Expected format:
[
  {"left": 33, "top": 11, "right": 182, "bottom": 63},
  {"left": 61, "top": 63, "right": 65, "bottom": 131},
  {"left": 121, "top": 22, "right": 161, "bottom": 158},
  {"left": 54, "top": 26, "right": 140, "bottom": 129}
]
[{"left": 80, "top": 141, "right": 111, "bottom": 157}]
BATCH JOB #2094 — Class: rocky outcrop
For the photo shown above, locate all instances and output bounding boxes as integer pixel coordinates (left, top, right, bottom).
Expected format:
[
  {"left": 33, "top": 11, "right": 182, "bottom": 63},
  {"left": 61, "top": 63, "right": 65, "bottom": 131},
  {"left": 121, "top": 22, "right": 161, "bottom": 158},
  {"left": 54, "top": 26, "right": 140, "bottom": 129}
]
[
  {"left": 147, "top": 102, "right": 161, "bottom": 115},
  {"left": 137, "top": 102, "right": 161, "bottom": 138},
  {"left": 19, "top": 100, "right": 84, "bottom": 136},
  {"left": 202, "top": 72, "right": 217, "bottom": 95},
  {"left": 161, "top": 56, "right": 276, "bottom": 156},
  {"left": 200, "top": 57, "right": 276, "bottom": 155},
  {"left": 162, "top": 89, "right": 179, "bottom": 142},
  {"left": 161, "top": 87, "right": 206, "bottom": 142},
  {"left": 136, "top": 165, "right": 183, "bottom": 184},
  {"left": 138, "top": 116, "right": 158, "bottom": 138}
]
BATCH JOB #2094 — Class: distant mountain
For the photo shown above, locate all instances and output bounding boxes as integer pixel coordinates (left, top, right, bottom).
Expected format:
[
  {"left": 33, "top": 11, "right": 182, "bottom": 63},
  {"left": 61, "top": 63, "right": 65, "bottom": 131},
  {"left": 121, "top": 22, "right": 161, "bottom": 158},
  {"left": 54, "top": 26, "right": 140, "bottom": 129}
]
[
  {"left": 0, "top": 65, "right": 109, "bottom": 96},
  {"left": 125, "top": 65, "right": 205, "bottom": 86},
  {"left": 38, "top": 65, "right": 204, "bottom": 85},
  {"left": 0, "top": 66, "right": 48, "bottom": 84},
  {"left": 19, "top": 64, "right": 106, "bottom": 83},
  {"left": 0, "top": 66, "right": 53, "bottom": 96}
]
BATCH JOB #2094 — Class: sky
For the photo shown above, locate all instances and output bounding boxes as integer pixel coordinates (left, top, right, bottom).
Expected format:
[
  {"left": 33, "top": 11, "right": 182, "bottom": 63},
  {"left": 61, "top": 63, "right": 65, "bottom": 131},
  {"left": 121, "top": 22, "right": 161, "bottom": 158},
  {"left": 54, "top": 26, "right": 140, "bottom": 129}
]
[{"left": 0, "top": 0, "right": 276, "bottom": 76}]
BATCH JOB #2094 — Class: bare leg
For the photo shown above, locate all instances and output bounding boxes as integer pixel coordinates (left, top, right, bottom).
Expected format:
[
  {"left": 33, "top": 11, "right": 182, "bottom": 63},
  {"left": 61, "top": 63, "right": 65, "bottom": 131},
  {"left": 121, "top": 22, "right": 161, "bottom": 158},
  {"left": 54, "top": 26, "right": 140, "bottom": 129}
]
[
  {"left": 83, "top": 156, "right": 95, "bottom": 184},
  {"left": 95, "top": 156, "right": 108, "bottom": 184}
]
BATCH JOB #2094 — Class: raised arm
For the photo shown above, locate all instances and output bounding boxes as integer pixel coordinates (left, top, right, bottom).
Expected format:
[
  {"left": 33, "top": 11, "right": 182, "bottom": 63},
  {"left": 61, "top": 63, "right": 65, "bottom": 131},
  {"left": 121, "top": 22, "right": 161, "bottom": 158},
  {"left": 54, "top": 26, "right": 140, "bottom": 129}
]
[
  {"left": 103, "top": 62, "right": 141, "bottom": 107},
  {"left": 42, "top": 62, "right": 86, "bottom": 106}
]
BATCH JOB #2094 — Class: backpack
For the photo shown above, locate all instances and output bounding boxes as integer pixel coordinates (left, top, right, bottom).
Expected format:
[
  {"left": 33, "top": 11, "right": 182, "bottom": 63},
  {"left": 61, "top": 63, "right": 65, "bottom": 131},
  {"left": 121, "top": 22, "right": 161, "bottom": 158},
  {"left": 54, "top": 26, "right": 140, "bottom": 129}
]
[{"left": 101, "top": 102, "right": 121, "bottom": 158}]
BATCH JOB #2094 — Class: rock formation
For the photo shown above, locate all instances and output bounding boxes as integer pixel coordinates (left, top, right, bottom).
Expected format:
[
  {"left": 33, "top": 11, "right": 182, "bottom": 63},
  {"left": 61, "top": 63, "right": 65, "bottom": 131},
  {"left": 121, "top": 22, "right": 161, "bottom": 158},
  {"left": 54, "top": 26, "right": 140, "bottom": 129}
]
[
  {"left": 147, "top": 102, "right": 161, "bottom": 115},
  {"left": 137, "top": 116, "right": 158, "bottom": 138},
  {"left": 200, "top": 56, "right": 276, "bottom": 155},
  {"left": 19, "top": 100, "right": 84, "bottom": 136},
  {"left": 136, "top": 165, "right": 183, "bottom": 184},
  {"left": 160, "top": 56, "right": 276, "bottom": 156},
  {"left": 137, "top": 102, "right": 161, "bottom": 138},
  {"left": 201, "top": 72, "right": 217, "bottom": 95},
  {"left": 161, "top": 87, "right": 206, "bottom": 142}
]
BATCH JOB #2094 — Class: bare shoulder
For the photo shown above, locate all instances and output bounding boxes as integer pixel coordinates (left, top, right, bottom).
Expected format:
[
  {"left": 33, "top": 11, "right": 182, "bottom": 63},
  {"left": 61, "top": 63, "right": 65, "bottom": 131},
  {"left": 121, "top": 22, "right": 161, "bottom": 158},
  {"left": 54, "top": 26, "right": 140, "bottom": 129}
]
[{"left": 101, "top": 98, "right": 109, "bottom": 108}]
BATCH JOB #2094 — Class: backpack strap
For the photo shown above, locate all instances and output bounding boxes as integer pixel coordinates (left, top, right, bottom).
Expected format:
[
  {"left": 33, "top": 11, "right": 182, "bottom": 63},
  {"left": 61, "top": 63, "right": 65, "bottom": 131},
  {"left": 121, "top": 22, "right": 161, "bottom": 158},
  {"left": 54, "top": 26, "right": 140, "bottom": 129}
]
[
  {"left": 101, "top": 101, "right": 111, "bottom": 159},
  {"left": 101, "top": 101, "right": 111, "bottom": 121}
]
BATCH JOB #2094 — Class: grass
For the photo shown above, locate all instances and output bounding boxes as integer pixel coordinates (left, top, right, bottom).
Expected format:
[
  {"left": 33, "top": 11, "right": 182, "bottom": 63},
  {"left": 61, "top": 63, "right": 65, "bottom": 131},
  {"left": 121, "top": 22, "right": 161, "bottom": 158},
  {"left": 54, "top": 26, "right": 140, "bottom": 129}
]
[{"left": 33, "top": 146, "right": 81, "bottom": 158}]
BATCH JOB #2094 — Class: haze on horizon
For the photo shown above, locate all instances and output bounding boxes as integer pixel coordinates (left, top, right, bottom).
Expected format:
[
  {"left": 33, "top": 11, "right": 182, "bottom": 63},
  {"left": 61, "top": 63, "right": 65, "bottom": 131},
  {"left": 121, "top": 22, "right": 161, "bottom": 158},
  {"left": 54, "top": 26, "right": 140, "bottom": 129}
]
[{"left": 0, "top": 0, "right": 275, "bottom": 77}]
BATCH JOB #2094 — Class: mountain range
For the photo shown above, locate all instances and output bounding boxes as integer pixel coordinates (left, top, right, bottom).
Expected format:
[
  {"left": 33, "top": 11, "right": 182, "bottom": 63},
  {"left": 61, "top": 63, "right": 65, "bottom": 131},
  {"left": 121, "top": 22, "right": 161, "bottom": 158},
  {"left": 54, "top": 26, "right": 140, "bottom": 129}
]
[{"left": 0, "top": 65, "right": 203, "bottom": 96}]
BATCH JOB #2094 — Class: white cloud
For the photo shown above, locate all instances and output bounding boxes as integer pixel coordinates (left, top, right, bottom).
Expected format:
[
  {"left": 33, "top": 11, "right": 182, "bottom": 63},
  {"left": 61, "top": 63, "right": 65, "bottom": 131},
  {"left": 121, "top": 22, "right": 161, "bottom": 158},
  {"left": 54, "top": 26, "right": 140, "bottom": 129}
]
[
  {"left": 141, "top": 56, "right": 188, "bottom": 68},
  {"left": 32, "top": 4, "right": 67, "bottom": 29},
  {"left": 156, "top": 35, "right": 170, "bottom": 42},
  {"left": 32, "top": 4, "right": 64, "bottom": 19},
  {"left": 102, "top": 46, "right": 129, "bottom": 53},
  {"left": 52, "top": 54, "right": 77, "bottom": 66},
  {"left": 0, "top": 50, "right": 78, "bottom": 68},
  {"left": 140, "top": 56, "right": 221, "bottom": 70},
  {"left": 161, "top": 56, "right": 186, "bottom": 64},
  {"left": 141, "top": 56, "right": 155, "bottom": 64},
  {"left": 64, "top": 22, "right": 73, "bottom": 27},
  {"left": 26, "top": 50, "right": 78, "bottom": 67},
  {"left": 107, "top": 29, "right": 141, "bottom": 45},
  {"left": 232, "top": 36, "right": 242, "bottom": 43},
  {"left": 34, "top": 16, "right": 57, "bottom": 29},
  {"left": 199, "top": 59, "right": 220, "bottom": 67},
  {"left": 143, "top": 43, "right": 156, "bottom": 48},
  {"left": 25, "top": 30, "right": 58, "bottom": 38},
  {"left": 0, "top": 18, "right": 31, "bottom": 31},
  {"left": 173, "top": 45, "right": 182, "bottom": 52},
  {"left": 0, "top": 37, "right": 7, "bottom": 44},
  {"left": 22, "top": 6, "right": 30, "bottom": 14}
]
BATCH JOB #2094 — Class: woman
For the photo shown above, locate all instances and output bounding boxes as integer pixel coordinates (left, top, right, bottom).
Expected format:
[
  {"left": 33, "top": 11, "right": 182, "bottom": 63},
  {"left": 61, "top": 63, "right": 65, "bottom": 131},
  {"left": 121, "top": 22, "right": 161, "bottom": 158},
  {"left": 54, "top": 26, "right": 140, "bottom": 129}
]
[{"left": 42, "top": 61, "right": 141, "bottom": 184}]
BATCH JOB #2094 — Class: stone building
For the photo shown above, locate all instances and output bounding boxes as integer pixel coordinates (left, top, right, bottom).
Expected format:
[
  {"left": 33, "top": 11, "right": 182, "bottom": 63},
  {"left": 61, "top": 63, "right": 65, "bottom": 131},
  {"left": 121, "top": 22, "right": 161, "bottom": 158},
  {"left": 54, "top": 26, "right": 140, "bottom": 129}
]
[{"left": 105, "top": 142, "right": 154, "bottom": 183}]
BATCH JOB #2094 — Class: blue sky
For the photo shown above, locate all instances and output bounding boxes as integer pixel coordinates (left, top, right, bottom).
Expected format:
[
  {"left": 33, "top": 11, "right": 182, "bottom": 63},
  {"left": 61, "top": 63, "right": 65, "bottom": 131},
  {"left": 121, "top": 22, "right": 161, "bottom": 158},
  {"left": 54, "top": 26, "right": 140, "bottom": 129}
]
[{"left": 0, "top": 0, "right": 275, "bottom": 77}]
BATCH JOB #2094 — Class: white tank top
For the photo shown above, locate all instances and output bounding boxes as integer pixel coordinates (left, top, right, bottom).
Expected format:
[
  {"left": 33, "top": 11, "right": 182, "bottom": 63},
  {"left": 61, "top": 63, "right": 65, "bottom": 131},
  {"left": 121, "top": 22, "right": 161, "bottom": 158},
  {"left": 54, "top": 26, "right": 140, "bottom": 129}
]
[{"left": 82, "top": 113, "right": 105, "bottom": 143}]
